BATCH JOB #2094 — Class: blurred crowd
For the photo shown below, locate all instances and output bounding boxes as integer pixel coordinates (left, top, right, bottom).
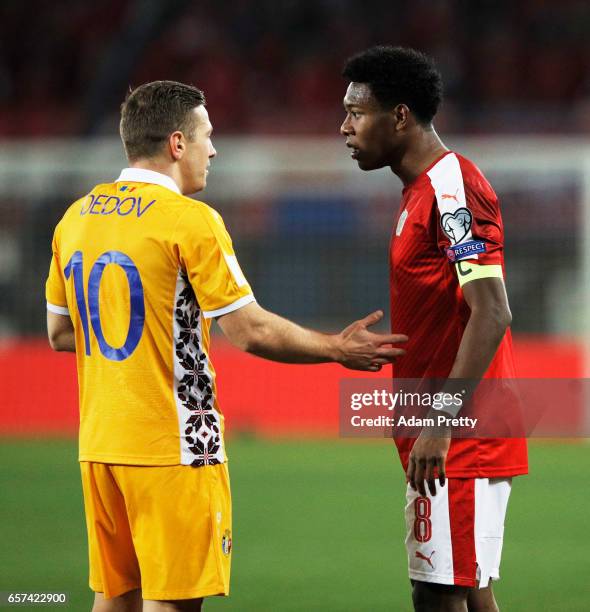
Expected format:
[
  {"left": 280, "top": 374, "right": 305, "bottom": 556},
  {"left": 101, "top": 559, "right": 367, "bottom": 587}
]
[{"left": 2, "top": 0, "right": 590, "bottom": 136}]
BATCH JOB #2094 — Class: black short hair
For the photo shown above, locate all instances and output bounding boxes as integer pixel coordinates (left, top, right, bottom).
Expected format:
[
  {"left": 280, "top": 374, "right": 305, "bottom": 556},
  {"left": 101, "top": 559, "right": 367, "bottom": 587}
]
[
  {"left": 342, "top": 46, "right": 443, "bottom": 124},
  {"left": 120, "top": 80, "right": 206, "bottom": 161}
]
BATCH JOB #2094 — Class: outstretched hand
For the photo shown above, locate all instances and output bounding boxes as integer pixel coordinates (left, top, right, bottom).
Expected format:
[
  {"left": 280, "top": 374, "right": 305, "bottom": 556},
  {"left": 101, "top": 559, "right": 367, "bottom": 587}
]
[{"left": 336, "top": 310, "right": 407, "bottom": 371}]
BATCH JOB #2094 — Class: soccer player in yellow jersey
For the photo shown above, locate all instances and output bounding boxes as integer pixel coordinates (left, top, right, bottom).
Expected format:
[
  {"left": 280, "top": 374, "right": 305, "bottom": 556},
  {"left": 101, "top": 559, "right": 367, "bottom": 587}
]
[{"left": 45, "top": 81, "right": 407, "bottom": 612}]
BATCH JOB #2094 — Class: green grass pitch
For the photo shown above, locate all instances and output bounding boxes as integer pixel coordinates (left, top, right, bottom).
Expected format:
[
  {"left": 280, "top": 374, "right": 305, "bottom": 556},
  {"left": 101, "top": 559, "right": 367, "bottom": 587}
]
[{"left": 0, "top": 438, "right": 587, "bottom": 611}]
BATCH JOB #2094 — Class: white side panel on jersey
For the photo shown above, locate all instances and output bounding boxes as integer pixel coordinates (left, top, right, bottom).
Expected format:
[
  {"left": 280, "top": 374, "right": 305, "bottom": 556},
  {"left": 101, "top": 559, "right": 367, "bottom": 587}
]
[
  {"left": 172, "top": 269, "right": 226, "bottom": 467},
  {"left": 405, "top": 482, "right": 455, "bottom": 585},
  {"left": 427, "top": 153, "right": 478, "bottom": 258}
]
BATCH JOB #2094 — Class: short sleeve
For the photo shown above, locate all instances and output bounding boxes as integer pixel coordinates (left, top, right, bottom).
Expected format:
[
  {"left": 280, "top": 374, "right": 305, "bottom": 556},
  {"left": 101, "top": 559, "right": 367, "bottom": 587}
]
[
  {"left": 176, "top": 205, "right": 255, "bottom": 318},
  {"left": 428, "top": 153, "right": 503, "bottom": 267},
  {"left": 45, "top": 224, "right": 69, "bottom": 314}
]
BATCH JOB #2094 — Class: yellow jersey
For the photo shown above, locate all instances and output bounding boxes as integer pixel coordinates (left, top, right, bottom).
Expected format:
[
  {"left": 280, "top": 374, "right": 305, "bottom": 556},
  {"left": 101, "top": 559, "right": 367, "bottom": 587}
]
[{"left": 46, "top": 168, "right": 254, "bottom": 466}]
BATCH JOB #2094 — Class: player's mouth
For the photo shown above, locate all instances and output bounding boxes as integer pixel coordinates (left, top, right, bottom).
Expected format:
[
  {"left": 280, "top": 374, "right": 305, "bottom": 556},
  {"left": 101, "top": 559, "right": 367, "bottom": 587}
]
[{"left": 346, "top": 143, "right": 361, "bottom": 159}]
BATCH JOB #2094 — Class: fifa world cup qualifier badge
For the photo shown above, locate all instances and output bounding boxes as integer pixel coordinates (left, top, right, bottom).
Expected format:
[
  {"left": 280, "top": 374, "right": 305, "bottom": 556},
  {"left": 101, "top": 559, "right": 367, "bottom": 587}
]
[{"left": 222, "top": 529, "right": 232, "bottom": 555}]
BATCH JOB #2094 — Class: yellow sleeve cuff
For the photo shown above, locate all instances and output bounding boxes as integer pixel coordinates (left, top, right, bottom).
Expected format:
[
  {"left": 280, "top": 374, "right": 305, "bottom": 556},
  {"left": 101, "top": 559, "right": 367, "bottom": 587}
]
[{"left": 455, "top": 262, "right": 503, "bottom": 287}]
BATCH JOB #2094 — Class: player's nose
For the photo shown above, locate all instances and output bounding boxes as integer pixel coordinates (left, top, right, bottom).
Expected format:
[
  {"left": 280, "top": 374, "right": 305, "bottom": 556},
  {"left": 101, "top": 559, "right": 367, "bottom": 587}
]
[{"left": 340, "top": 118, "right": 353, "bottom": 136}]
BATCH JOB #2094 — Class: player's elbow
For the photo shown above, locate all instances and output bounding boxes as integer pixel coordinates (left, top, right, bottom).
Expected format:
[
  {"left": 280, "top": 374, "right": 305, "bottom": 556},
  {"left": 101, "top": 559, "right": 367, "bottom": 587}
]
[
  {"left": 47, "top": 333, "right": 67, "bottom": 352},
  {"left": 471, "top": 301, "right": 512, "bottom": 337},
  {"left": 487, "top": 304, "right": 512, "bottom": 336},
  {"left": 47, "top": 311, "right": 75, "bottom": 352},
  {"left": 218, "top": 319, "right": 262, "bottom": 354},
  {"left": 498, "top": 305, "right": 512, "bottom": 330},
  {"left": 490, "top": 300, "right": 512, "bottom": 331},
  {"left": 234, "top": 322, "right": 272, "bottom": 355},
  {"left": 47, "top": 329, "right": 74, "bottom": 352},
  {"left": 225, "top": 329, "right": 254, "bottom": 353},
  {"left": 48, "top": 337, "right": 62, "bottom": 351},
  {"left": 217, "top": 302, "right": 274, "bottom": 355}
]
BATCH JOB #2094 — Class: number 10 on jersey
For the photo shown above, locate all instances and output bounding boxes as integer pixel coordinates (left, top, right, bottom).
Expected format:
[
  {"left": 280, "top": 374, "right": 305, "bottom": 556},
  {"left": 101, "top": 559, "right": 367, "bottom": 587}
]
[{"left": 64, "top": 250, "right": 145, "bottom": 361}]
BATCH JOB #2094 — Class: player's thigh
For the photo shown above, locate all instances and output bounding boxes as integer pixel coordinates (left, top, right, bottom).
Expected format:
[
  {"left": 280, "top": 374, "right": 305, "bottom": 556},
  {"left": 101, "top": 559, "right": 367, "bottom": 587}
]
[
  {"left": 412, "top": 580, "right": 469, "bottom": 612},
  {"left": 114, "top": 462, "right": 232, "bottom": 601},
  {"left": 467, "top": 582, "right": 499, "bottom": 612}
]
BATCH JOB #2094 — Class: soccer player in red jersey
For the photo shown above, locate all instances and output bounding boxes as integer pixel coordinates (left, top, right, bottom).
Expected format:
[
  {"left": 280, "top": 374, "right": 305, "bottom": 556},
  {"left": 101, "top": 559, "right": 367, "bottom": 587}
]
[{"left": 341, "top": 46, "right": 528, "bottom": 611}]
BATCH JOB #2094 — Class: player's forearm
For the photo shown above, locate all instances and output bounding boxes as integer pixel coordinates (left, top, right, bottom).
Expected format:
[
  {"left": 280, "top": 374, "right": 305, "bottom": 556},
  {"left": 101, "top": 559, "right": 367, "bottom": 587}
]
[
  {"left": 447, "top": 305, "right": 511, "bottom": 380},
  {"left": 425, "top": 307, "right": 510, "bottom": 421},
  {"left": 218, "top": 302, "right": 405, "bottom": 370},
  {"left": 239, "top": 310, "right": 340, "bottom": 364}
]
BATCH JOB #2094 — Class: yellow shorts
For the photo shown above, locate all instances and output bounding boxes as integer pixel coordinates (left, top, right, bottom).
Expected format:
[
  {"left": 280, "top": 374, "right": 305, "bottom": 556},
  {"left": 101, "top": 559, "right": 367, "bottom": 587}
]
[{"left": 80, "top": 461, "right": 231, "bottom": 601}]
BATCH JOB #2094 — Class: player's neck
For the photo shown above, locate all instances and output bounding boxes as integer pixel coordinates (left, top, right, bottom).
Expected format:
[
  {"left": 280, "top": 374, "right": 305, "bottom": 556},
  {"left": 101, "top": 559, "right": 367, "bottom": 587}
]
[
  {"left": 129, "top": 159, "right": 183, "bottom": 190},
  {"left": 390, "top": 127, "right": 449, "bottom": 187}
]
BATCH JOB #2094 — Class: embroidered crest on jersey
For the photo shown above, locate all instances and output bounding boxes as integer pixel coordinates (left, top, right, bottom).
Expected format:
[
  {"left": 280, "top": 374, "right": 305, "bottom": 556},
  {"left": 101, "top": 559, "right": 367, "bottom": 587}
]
[
  {"left": 173, "top": 271, "right": 224, "bottom": 466},
  {"left": 222, "top": 529, "right": 232, "bottom": 556},
  {"left": 396, "top": 209, "right": 409, "bottom": 236},
  {"left": 440, "top": 207, "right": 472, "bottom": 244}
]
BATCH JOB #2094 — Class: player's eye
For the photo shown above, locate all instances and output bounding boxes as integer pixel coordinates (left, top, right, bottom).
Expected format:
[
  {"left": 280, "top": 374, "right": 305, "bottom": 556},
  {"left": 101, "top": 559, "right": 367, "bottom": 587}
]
[{"left": 351, "top": 111, "right": 361, "bottom": 119}]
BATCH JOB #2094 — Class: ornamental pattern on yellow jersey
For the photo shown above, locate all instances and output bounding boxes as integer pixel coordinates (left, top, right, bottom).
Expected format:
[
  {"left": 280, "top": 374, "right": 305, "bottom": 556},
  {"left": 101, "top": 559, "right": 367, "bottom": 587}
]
[{"left": 173, "top": 271, "right": 223, "bottom": 466}]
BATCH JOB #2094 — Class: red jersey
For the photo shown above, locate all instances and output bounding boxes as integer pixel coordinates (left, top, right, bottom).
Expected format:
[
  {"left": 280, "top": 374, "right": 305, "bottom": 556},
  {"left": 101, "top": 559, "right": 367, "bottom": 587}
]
[{"left": 390, "top": 151, "right": 528, "bottom": 478}]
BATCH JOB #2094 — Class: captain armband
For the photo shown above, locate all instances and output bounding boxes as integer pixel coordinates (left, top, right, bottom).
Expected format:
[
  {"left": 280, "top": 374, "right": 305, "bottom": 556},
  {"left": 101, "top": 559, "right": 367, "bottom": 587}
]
[{"left": 454, "top": 261, "right": 503, "bottom": 287}]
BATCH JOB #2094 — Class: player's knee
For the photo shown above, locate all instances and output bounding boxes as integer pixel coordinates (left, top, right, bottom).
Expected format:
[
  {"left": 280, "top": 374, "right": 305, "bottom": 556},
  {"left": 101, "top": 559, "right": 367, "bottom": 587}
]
[
  {"left": 467, "top": 585, "right": 499, "bottom": 612},
  {"left": 92, "top": 589, "right": 141, "bottom": 612},
  {"left": 143, "top": 598, "right": 203, "bottom": 612},
  {"left": 468, "top": 603, "right": 499, "bottom": 612}
]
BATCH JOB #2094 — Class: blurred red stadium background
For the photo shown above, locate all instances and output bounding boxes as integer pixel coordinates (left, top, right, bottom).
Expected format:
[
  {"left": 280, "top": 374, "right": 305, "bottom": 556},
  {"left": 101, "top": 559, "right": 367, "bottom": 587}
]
[
  {"left": 0, "top": 1, "right": 589, "bottom": 436},
  {"left": 0, "top": 337, "right": 582, "bottom": 436}
]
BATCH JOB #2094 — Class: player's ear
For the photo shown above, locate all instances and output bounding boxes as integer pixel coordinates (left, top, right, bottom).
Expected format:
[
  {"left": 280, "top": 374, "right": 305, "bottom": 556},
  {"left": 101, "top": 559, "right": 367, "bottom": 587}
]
[
  {"left": 392, "top": 104, "right": 410, "bottom": 131},
  {"left": 169, "top": 131, "right": 185, "bottom": 161}
]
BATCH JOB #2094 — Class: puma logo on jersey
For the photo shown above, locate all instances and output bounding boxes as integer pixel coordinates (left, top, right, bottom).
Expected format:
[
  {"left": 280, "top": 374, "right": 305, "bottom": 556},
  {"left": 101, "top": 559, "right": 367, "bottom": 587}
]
[
  {"left": 415, "top": 550, "right": 436, "bottom": 569},
  {"left": 441, "top": 188, "right": 460, "bottom": 203}
]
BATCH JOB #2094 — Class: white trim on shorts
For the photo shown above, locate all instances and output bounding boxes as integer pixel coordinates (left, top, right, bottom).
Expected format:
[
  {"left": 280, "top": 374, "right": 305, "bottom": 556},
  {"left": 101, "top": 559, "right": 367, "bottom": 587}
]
[{"left": 405, "top": 477, "right": 511, "bottom": 589}]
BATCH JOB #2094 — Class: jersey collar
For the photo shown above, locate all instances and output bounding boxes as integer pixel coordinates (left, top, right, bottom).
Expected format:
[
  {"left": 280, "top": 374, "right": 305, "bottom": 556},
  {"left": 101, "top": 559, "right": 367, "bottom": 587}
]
[
  {"left": 402, "top": 150, "right": 453, "bottom": 194},
  {"left": 116, "top": 168, "right": 181, "bottom": 194}
]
